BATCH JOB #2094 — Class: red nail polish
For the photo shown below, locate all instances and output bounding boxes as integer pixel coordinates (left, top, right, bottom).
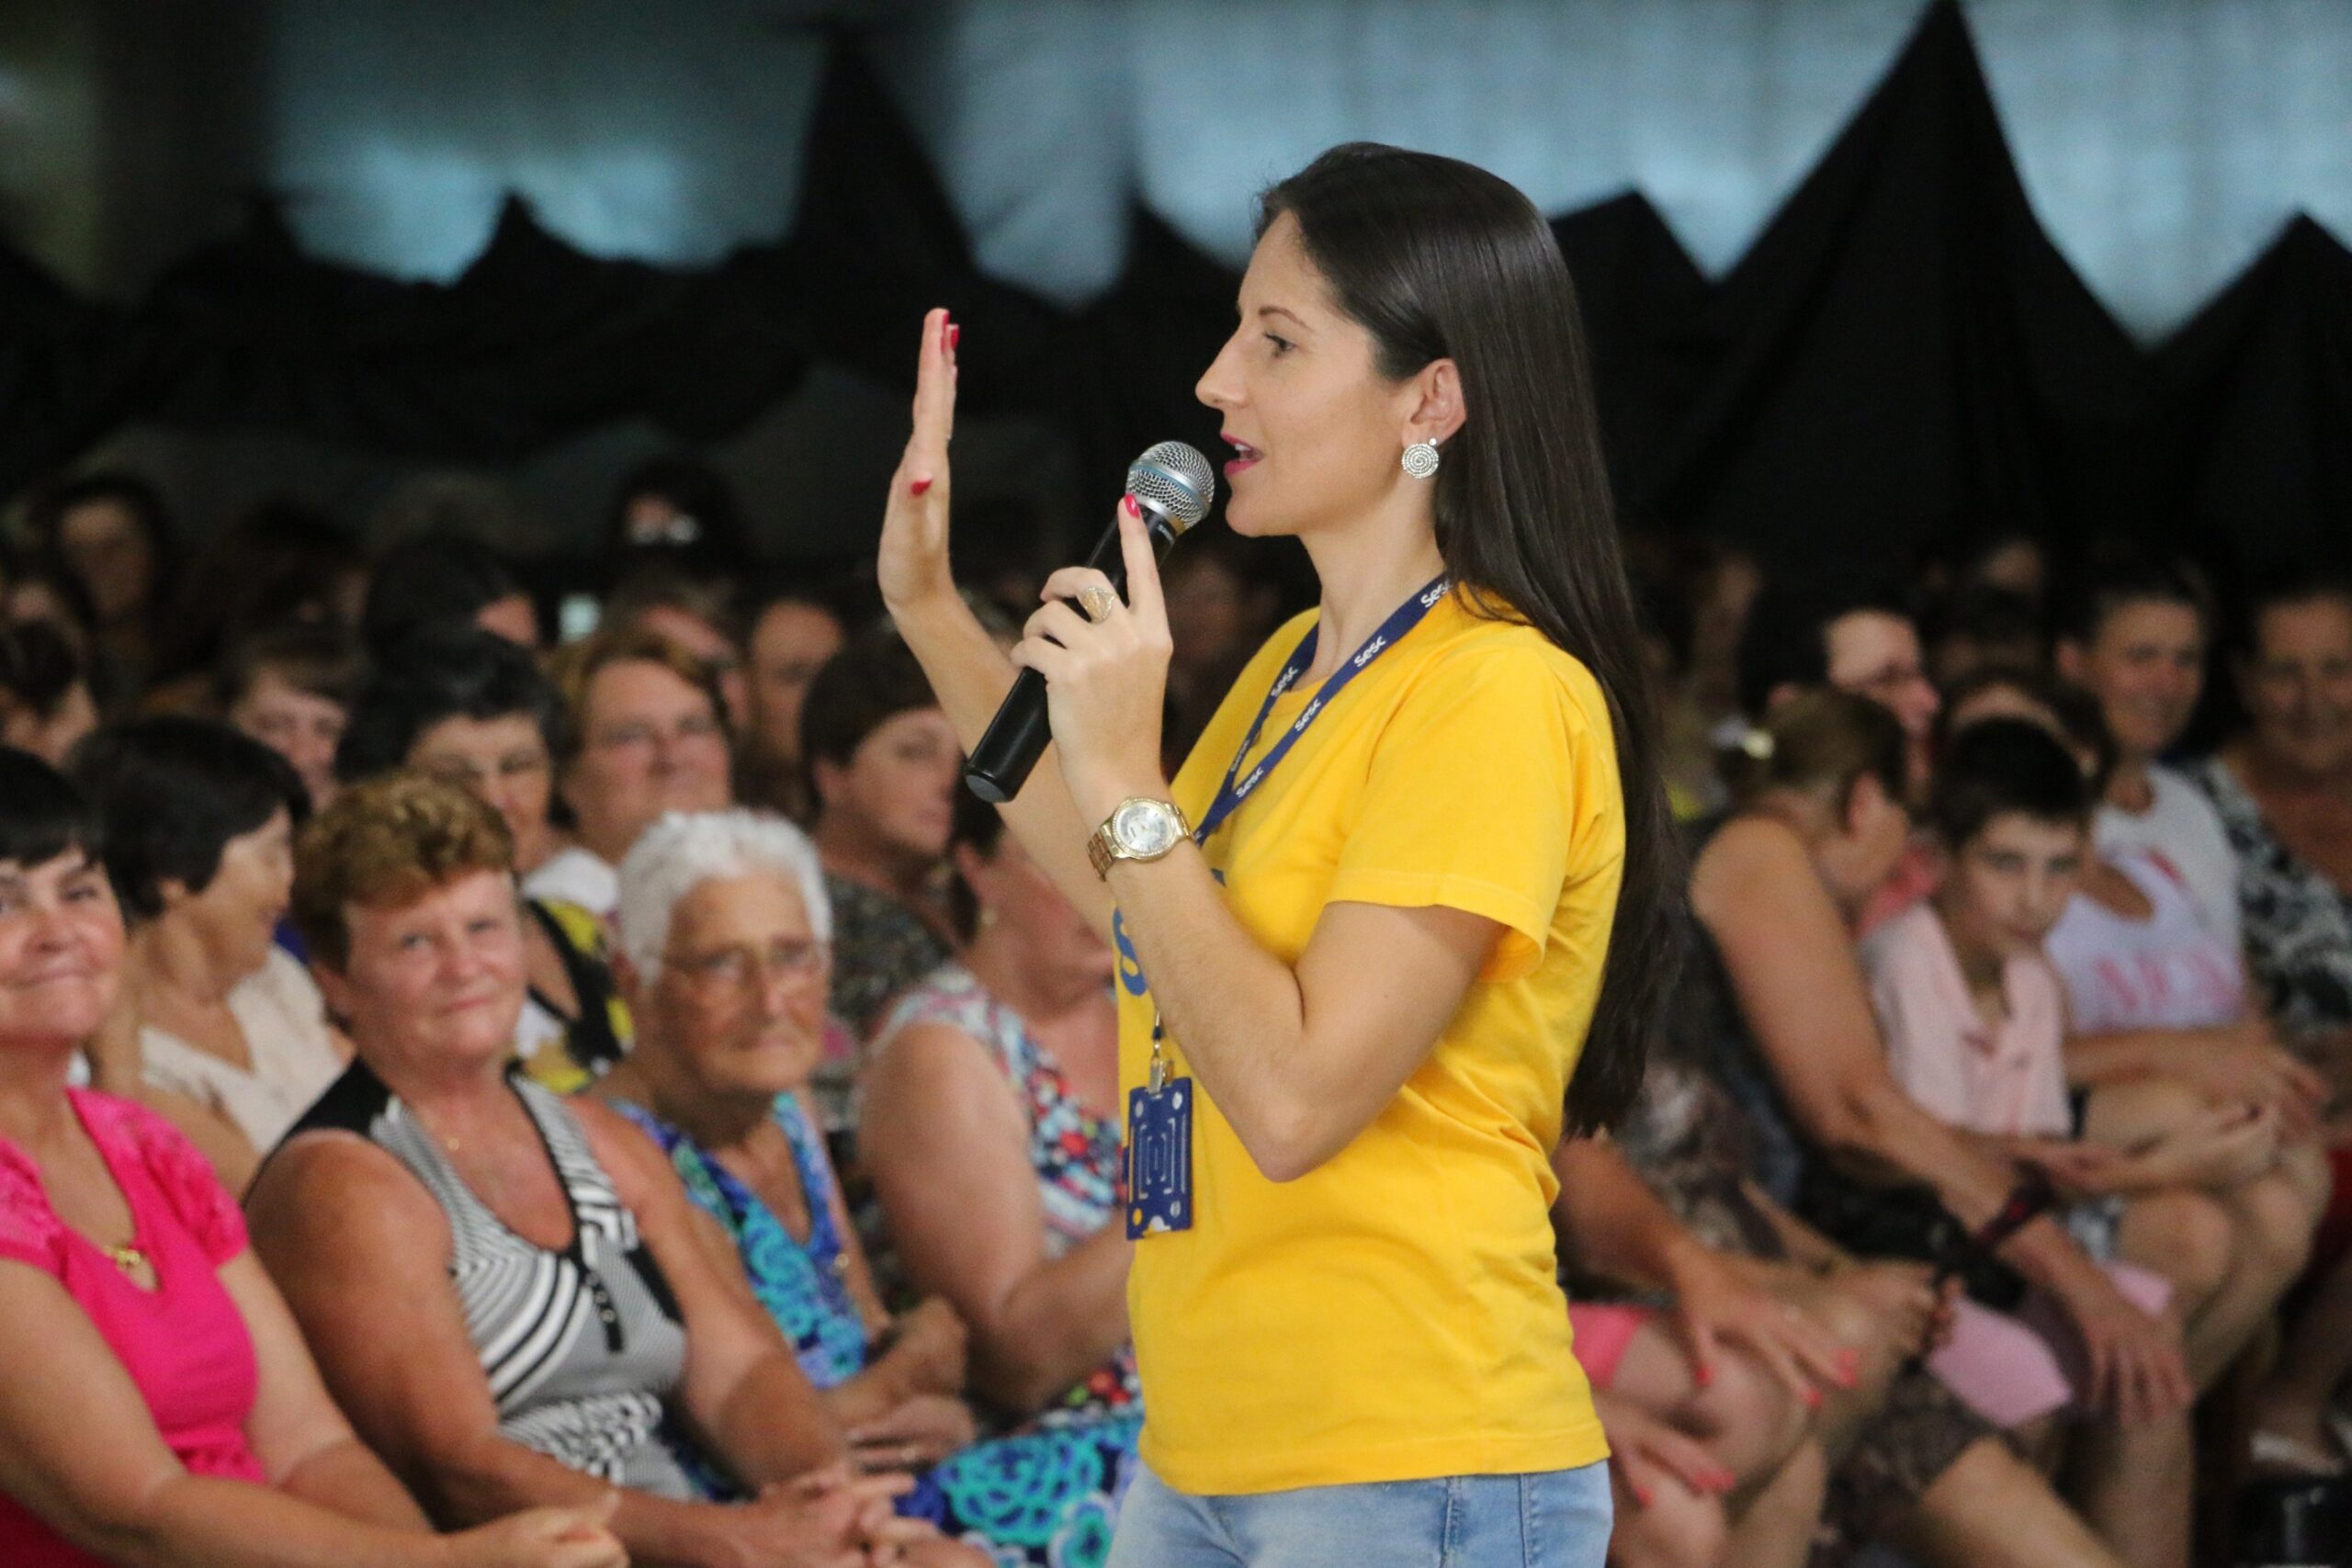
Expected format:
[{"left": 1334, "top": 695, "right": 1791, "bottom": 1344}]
[
  {"left": 1121, "top": 493, "right": 1140, "bottom": 519},
  {"left": 910, "top": 478, "right": 933, "bottom": 497},
  {"left": 1804, "top": 1386, "right": 1823, "bottom": 1409},
  {"left": 1693, "top": 1363, "right": 1713, "bottom": 1389},
  {"left": 1633, "top": 1486, "right": 1653, "bottom": 1509},
  {"left": 947, "top": 323, "right": 961, "bottom": 351}
]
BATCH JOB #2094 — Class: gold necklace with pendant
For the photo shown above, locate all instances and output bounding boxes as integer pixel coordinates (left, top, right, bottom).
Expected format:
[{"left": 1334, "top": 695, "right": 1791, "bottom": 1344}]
[{"left": 102, "top": 1241, "right": 149, "bottom": 1277}]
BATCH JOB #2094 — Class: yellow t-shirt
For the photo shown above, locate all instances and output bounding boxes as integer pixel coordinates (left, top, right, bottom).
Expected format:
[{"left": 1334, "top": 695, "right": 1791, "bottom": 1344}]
[{"left": 1119, "top": 588, "right": 1623, "bottom": 1495}]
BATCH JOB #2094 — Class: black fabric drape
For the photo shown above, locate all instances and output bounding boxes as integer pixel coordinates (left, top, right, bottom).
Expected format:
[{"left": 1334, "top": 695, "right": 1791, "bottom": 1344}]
[{"left": 1, "top": 1, "right": 2346, "bottom": 579}]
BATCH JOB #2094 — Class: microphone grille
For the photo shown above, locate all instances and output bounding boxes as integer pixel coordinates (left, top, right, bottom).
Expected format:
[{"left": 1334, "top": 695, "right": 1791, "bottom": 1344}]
[{"left": 1126, "top": 441, "right": 1216, "bottom": 531}]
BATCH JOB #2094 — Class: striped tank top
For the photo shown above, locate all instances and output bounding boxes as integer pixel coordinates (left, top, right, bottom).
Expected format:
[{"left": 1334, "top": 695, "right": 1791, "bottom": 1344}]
[{"left": 286, "top": 1061, "right": 697, "bottom": 1497}]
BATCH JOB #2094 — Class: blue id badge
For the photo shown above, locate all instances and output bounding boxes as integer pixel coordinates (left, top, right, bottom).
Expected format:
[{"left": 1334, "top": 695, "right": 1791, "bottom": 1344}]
[{"left": 1126, "top": 1074, "right": 1194, "bottom": 1237}]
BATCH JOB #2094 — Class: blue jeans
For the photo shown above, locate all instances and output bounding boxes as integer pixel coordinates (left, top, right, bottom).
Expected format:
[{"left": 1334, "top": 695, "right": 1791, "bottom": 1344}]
[{"left": 1106, "top": 1463, "right": 1612, "bottom": 1568}]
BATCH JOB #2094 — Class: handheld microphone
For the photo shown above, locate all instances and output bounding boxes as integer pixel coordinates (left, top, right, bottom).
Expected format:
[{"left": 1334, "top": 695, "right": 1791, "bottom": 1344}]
[{"left": 963, "top": 440, "right": 1215, "bottom": 805}]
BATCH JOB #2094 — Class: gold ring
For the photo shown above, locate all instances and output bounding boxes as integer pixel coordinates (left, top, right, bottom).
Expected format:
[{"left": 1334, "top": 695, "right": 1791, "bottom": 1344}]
[{"left": 1078, "top": 586, "right": 1120, "bottom": 623}]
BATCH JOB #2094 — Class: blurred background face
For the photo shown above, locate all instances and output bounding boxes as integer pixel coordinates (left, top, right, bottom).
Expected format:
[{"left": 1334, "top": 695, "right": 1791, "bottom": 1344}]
[
  {"left": 322, "top": 869, "right": 526, "bottom": 1066},
  {"left": 2071, "top": 599, "right": 2205, "bottom": 761},
  {"left": 748, "top": 601, "right": 844, "bottom": 771},
  {"left": 409, "top": 714, "right": 557, "bottom": 874},
  {"left": 1825, "top": 610, "right": 1939, "bottom": 790},
  {"left": 1195, "top": 212, "right": 1414, "bottom": 541},
  {"left": 1813, "top": 774, "right": 1910, "bottom": 908},
  {"left": 231, "top": 670, "right": 346, "bottom": 811},
  {"left": 565, "top": 659, "right": 732, "bottom": 863},
  {"left": 474, "top": 592, "right": 541, "bottom": 650},
  {"left": 1939, "top": 813, "right": 2086, "bottom": 961},
  {"left": 0, "top": 851, "right": 124, "bottom": 1048},
  {"left": 818, "top": 708, "right": 960, "bottom": 863},
  {"left": 630, "top": 604, "right": 747, "bottom": 729},
  {"left": 957, "top": 833, "right": 1113, "bottom": 983},
  {"left": 168, "top": 808, "right": 294, "bottom": 985},
  {"left": 57, "top": 499, "right": 157, "bottom": 626},
  {"left": 0, "top": 685, "right": 97, "bottom": 767},
  {"left": 2244, "top": 596, "right": 2352, "bottom": 779},
  {"left": 640, "top": 872, "right": 828, "bottom": 1101}
]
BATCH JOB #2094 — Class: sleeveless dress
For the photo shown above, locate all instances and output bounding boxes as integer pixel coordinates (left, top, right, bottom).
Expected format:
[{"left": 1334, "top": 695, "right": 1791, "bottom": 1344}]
[
  {"left": 0, "top": 1092, "right": 266, "bottom": 1567},
  {"left": 285, "top": 1061, "right": 698, "bottom": 1497},
  {"left": 869, "top": 964, "right": 1140, "bottom": 1422},
  {"left": 616, "top": 1089, "right": 1139, "bottom": 1568}
]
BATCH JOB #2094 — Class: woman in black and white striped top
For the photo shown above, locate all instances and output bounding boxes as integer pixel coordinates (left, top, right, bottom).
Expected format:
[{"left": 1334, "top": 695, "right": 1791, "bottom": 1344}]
[{"left": 247, "top": 773, "right": 975, "bottom": 1568}]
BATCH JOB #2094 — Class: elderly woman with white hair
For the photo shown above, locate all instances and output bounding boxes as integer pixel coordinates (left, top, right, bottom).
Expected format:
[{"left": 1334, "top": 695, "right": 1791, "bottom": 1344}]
[{"left": 597, "top": 810, "right": 1140, "bottom": 1568}]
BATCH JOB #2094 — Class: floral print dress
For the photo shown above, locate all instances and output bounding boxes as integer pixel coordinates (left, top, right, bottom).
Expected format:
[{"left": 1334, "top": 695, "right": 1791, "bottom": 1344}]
[{"left": 616, "top": 1089, "right": 1139, "bottom": 1568}]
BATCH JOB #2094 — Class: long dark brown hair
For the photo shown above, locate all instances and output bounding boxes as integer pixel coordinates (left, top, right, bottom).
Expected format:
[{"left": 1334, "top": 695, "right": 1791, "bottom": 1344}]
[{"left": 1259, "top": 143, "right": 1679, "bottom": 1135}]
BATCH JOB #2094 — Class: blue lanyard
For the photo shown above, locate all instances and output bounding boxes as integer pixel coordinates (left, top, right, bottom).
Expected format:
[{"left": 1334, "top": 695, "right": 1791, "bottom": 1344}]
[{"left": 1194, "top": 575, "right": 1451, "bottom": 845}]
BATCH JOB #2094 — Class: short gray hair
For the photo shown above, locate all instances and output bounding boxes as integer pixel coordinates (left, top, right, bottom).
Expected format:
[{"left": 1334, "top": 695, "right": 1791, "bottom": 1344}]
[{"left": 616, "top": 809, "right": 832, "bottom": 976}]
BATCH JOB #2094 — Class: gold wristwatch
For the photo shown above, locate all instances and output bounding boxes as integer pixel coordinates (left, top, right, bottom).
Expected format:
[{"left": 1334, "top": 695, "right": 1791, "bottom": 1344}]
[{"left": 1088, "top": 797, "right": 1192, "bottom": 878}]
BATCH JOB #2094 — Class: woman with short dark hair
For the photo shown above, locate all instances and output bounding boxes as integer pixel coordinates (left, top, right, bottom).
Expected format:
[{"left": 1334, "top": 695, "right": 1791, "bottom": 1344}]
[
  {"left": 70, "top": 717, "right": 345, "bottom": 1189},
  {"left": 337, "top": 626, "right": 628, "bottom": 1089}
]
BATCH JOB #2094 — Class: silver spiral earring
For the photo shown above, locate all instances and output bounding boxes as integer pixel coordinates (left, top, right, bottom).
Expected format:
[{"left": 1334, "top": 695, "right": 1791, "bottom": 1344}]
[{"left": 1401, "top": 440, "right": 1441, "bottom": 479}]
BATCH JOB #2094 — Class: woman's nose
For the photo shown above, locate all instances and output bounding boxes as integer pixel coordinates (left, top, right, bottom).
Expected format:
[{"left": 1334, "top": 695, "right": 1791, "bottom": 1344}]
[{"left": 1195, "top": 333, "right": 1244, "bottom": 411}]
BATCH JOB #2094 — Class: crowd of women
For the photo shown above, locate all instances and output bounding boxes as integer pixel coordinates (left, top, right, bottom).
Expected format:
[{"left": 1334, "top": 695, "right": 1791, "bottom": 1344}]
[{"left": 3, "top": 289, "right": 2351, "bottom": 1568}]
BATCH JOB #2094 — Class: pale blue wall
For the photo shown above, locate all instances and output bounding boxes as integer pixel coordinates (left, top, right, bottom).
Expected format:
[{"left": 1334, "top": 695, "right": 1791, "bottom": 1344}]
[{"left": 270, "top": 0, "right": 2352, "bottom": 339}]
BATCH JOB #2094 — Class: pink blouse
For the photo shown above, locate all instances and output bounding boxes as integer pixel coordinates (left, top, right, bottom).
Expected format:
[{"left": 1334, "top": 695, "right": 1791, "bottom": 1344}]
[
  {"left": 0, "top": 1090, "right": 264, "bottom": 1567},
  {"left": 1861, "top": 903, "right": 2072, "bottom": 1138}
]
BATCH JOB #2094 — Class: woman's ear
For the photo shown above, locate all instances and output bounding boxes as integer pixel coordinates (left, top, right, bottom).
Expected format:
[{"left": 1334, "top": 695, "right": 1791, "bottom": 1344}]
[{"left": 1403, "top": 358, "right": 1467, "bottom": 450}]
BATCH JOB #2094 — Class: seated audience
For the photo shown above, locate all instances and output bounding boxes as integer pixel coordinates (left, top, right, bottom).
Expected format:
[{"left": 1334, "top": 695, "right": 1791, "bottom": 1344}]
[
  {"left": 2054, "top": 550, "right": 2240, "bottom": 953},
  {"left": 1691, "top": 691, "right": 2192, "bottom": 1566},
  {"left": 598, "top": 809, "right": 1140, "bottom": 1564},
  {"left": 537, "top": 626, "right": 734, "bottom": 920},
  {"left": 0, "top": 620, "right": 99, "bottom": 764},
  {"left": 1949, "top": 669, "right": 2341, "bottom": 1473},
  {"left": 336, "top": 626, "right": 630, "bottom": 1089},
  {"left": 219, "top": 622, "right": 364, "bottom": 814},
  {"left": 0, "top": 748, "right": 623, "bottom": 1568},
  {"left": 71, "top": 718, "right": 345, "bottom": 1190},
  {"left": 247, "top": 773, "right": 954, "bottom": 1566},
  {"left": 859, "top": 785, "right": 1137, "bottom": 1428},
  {"left": 1864, "top": 718, "right": 2307, "bottom": 1399},
  {"left": 361, "top": 533, "right": 540, "bottom": 653},
  {"left": 801, "top": 627, "right": 961, "bottom": 1054},
  {"left": 142, "top": 501, "right": 369, "bottom": 715},
  {"left": 2190, "top": 570, "right": 2352, "bottom": 1044},
  {"left": 741, "top": 582, "right": 848, "bottom": 823}
]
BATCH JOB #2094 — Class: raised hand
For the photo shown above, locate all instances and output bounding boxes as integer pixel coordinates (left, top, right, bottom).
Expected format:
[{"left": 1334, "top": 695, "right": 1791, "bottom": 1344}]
[{"left": 880, "top": 309, "right": 961, "bottom": 615}]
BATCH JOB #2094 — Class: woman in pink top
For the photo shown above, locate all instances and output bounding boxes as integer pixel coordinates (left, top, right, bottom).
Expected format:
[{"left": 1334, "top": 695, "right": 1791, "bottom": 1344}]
[{"left": 0, "top": 748, "right": 623, "bottom": 1568}]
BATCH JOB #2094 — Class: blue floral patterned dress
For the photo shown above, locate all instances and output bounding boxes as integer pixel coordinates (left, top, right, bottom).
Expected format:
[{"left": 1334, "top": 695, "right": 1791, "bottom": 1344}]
[{"left": 614, "top": 1090, "right": 1139, "bottom": 1568}]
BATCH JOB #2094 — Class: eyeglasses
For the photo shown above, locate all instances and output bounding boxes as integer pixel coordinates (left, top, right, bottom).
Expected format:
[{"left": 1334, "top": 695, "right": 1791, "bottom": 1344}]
[
  {"left": 590, "top": 713, "right": 725, "bottom": 753},
  {"left": 668, "top": 936, "right": 830, "bottom": 991}
]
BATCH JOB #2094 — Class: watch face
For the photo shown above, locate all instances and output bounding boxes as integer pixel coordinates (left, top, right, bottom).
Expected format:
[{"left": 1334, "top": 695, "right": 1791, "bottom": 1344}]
[{"left": 1114, "top": 800, "right": 1182, "bottom": 857}]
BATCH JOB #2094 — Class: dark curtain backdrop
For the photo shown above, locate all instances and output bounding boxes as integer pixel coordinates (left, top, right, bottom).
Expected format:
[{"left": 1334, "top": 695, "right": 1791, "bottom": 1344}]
[{"left": 2, "top": 3, "right": 2346, "bottom": 579}]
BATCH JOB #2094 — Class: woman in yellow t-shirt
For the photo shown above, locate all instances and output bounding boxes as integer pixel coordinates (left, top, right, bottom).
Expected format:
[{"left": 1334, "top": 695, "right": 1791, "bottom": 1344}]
[{"left": 876, "top": 144, "right": 1677, "bottom": 1568}]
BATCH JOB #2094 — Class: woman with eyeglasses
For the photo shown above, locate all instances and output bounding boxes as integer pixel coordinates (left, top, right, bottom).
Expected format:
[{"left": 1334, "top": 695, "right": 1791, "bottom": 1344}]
[
  {"left": 337, "top": 626, "right": 632, "bottom": 1091},
  {"left": 532, "top": 628, "right": 735, "bottom": 926},
  {"left": 594, "top": 810, "right": 1138, "bottom": 1565}
]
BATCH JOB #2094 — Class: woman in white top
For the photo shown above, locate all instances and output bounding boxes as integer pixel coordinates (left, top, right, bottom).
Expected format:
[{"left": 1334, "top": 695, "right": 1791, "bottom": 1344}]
[{"left": 71, "top": 717, "right": 346, "bottom": 1189}]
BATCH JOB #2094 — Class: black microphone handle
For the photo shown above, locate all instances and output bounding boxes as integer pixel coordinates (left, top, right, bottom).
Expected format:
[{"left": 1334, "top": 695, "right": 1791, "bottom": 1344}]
[{"left": 964, "top": 504, "right": 1179, "bottom": 805}]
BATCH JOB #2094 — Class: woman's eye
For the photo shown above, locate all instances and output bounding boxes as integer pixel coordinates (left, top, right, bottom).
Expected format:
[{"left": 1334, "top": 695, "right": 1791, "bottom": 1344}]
[{"left": 1264, "top": 333, "right": 1294, "bottom": 356}]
